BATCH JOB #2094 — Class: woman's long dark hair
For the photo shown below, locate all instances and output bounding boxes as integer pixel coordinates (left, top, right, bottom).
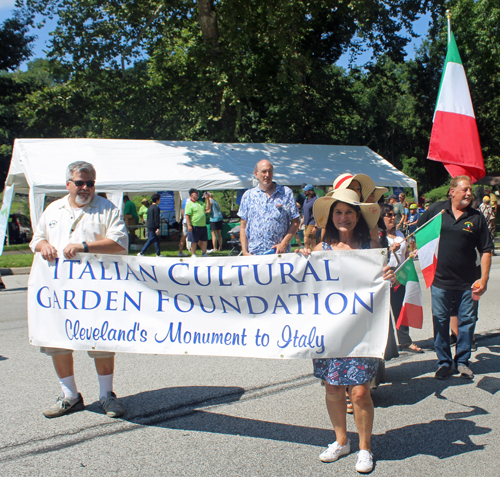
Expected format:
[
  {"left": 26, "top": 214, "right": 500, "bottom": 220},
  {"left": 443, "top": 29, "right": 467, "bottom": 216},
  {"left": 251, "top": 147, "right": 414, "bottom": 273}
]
[
  {"left": 323, "top": 201, "right": 371, "bottom": 245},
  {"left": 378, "top": 203, "right": 393, "bottom": 256}
]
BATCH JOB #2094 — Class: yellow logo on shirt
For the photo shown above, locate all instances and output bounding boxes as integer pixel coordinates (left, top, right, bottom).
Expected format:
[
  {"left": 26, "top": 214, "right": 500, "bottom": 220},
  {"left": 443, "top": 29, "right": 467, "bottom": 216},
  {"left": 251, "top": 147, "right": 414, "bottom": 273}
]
[{"left": 463, "top": 221, "right": 474, "bottom": 232}]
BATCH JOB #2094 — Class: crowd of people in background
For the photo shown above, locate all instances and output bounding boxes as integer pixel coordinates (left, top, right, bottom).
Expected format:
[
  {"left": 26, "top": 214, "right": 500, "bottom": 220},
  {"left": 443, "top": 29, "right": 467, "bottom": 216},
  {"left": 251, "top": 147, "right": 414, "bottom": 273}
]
[{"left": 119, "top": 176, "right": 499, "bottom": 265}]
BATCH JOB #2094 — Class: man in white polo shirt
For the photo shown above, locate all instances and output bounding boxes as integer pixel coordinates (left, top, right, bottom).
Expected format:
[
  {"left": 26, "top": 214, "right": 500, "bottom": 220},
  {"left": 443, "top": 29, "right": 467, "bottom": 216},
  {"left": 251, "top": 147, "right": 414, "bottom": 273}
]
[{"left": 30, "top": 161, "right": 128, "bottom": 419}]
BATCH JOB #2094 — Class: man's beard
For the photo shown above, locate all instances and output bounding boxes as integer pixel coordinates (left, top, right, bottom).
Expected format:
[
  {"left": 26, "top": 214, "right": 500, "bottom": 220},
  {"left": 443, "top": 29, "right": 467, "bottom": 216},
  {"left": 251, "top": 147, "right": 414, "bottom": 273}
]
[{"left": 75, "top": 193, "right": 91, "bottom": 206}]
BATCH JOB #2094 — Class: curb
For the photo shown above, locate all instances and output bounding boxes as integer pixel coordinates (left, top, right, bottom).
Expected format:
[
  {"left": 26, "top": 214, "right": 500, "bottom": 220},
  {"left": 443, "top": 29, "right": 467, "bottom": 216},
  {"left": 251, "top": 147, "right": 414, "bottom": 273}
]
[{"left": 0, "top": 267, "right": 31, "bottom": 276}]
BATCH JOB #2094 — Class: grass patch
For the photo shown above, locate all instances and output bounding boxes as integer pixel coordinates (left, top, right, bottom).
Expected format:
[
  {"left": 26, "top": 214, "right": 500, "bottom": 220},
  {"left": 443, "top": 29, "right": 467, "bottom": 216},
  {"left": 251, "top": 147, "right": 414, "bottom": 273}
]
[
  {"left": 0, "top": 241, "right": 303, "bottom": 270},
  {"left": 0, "top": 254, "right": 34, "bottom": 269}
]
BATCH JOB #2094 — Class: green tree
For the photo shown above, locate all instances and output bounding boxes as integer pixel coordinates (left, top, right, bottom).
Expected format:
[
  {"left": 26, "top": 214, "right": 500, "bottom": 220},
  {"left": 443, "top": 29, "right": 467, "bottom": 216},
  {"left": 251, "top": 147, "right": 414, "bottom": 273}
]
[
  {"left": 14, "top": 0, "right": 436, "bottom": 145},
  {"left": 0, "top": 12, "right": 36, "bottom": 187},
  {"left": 0, "top": 13, "right": 34, "bottom": 71}
]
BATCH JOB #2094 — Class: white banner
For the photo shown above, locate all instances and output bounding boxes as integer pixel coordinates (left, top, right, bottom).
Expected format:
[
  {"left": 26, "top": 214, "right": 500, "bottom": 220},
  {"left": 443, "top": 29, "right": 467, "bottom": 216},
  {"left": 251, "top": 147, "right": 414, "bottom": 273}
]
[
  {"left": 28, "top": 250, "right": 390, "bottom": 359},
  {"left": 0, "top": 184, "right": 15, "bottom": 256}
]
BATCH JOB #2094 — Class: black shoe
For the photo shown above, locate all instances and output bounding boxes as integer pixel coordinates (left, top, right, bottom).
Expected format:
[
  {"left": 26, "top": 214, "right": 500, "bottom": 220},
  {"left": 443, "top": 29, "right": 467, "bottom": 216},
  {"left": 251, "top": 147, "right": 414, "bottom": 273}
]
[
  {"left": 435, "top": 366, "right": 452, "bottom": 380},
  {"left": 458, "top": 365, "right": 474, "bottom": 379},
  {"left": 450, "top": 334, "right": 457, "bottom": 347}
]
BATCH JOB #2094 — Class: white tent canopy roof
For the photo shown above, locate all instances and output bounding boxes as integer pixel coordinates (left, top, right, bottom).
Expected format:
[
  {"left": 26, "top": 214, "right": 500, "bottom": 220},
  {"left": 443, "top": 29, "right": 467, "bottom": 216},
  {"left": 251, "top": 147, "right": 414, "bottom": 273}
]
[
  {"left": 218, "top": 142, "right": 417, "bottom": 191},
  {"left": 6, "top": 138, "right": 417, "bottom": 226}
]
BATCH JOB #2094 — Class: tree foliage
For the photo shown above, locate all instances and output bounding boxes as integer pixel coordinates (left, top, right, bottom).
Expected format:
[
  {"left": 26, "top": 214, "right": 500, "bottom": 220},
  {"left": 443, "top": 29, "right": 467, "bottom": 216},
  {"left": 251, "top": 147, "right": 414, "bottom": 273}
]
[
  {"left": 0, "top": 12, "right": 37, "bottom": 185},
  {"left": 6, "top": 0, "right": 500, "bottom": 197},
  {"left": 0, "top": 12, "right": 35, "bottom": 71}
]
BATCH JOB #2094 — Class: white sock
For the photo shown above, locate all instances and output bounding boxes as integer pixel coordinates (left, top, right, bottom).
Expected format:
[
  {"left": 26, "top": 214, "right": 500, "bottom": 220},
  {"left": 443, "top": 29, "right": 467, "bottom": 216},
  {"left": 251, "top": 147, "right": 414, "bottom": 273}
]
[
  {"left": 98, "top": 373, "right": 114, "bottom": 399},
  {"left": 59, "top": 376, "right": 78, "bottom": 400}
]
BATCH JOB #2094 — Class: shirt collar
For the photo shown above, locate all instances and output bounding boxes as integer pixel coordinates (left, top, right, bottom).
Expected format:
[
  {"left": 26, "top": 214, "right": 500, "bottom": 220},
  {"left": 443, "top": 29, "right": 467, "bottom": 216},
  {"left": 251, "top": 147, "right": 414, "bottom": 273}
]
[
  {"left": 444, "top": 198, "right": 473, "bottom": 218},
  {"left": 257, "top": 182, "right": 280, "bottom": 197}
]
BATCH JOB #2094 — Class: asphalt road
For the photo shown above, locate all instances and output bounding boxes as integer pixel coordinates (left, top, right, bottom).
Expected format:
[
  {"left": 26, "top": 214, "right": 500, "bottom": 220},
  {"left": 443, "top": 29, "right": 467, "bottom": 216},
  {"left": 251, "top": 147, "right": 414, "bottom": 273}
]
[{"left": 1, "top": 260, "right": 499, "bottom": 477}]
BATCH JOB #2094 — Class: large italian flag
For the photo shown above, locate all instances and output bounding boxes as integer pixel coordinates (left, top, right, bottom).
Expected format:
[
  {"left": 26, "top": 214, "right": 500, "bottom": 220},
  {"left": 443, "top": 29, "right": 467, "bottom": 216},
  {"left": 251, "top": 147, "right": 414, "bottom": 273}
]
[
  {"left": 415, "top": 212, "right": 443, "bottom": 288},
  {"left": 395, "top": 258, "right": 423, "bottom": 329},
  {"left": 427, "top": 32, "right": 485, "bottom": 183}
]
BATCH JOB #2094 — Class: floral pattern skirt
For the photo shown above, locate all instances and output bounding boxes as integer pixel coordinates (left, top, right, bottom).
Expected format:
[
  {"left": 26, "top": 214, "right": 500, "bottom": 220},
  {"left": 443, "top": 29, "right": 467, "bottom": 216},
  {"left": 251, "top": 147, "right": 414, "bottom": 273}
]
[{"left": 313, "top": 357, "right": 380, "bottom": 386}]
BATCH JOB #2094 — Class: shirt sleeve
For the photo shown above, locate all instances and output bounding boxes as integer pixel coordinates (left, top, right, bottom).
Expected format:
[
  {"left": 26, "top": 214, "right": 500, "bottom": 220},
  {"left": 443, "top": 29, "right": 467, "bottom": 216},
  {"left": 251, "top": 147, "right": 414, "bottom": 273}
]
[
  {"left": 29, "top": 209, "right": 49, "bottom": 252},
  {"left": 417, "top": 202, "right": 442, "bottom": 227},
  {"left": 476, "top": 213, "right": 494, "bottom": 253},
  {"left": 104, "top": 207, "right": 129, "bottom": 250},
  {"left": 285, "top": 187, "right": 300, "bottom": 220}
]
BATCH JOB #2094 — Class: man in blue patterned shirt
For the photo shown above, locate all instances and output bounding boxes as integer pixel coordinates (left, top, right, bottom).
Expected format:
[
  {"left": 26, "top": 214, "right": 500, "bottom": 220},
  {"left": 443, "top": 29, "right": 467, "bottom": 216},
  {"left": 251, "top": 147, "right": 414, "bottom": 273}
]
[{"left": 238, "top": 160, "right": 300, "bottom": 255}]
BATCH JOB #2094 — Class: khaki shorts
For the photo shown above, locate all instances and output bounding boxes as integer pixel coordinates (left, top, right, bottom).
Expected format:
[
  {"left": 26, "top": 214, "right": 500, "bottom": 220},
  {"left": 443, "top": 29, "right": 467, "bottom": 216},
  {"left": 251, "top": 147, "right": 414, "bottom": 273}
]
[
  {"left": 40, "top": 347, "right": 115, "bottom": 359},
  {"left": 304, "top": 224, "right": 318, "bottom": 239}
]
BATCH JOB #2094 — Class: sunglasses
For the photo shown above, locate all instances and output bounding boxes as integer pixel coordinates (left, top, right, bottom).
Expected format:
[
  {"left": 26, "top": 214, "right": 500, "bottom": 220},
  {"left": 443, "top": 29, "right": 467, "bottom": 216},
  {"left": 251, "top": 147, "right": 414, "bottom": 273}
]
[
  {"left": 69, "top": 179, "right": 95, "bottom": 187},
  {"left": 384, "top": 213, "right": 395, "bottom": 218}
]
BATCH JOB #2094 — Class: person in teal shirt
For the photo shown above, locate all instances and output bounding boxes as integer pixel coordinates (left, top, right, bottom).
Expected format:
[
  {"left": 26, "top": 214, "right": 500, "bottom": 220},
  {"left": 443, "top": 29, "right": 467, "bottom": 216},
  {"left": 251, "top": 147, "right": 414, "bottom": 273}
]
[
  {"left": 123, "top": 195, "right": 139, "bottom": 243},
  {"left": 123, "top": 195, "right": 139, "bottom": 224},
  {"left": 205, "top": 192, "right": 224, "bottom": 251}
]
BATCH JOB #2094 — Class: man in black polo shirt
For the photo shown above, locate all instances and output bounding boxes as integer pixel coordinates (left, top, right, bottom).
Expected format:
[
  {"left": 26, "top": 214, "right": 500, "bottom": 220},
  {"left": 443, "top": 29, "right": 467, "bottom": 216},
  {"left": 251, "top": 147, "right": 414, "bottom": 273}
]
[{"left": 417, "top": 175, "right": 493, "bottom": 380}]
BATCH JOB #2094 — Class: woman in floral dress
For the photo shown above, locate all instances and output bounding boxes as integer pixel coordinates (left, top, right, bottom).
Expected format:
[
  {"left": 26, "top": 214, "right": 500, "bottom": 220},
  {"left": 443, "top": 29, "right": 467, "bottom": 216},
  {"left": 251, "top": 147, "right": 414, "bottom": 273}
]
[{"left": 300, "top": 188, "right": 395, "bottom": 474}]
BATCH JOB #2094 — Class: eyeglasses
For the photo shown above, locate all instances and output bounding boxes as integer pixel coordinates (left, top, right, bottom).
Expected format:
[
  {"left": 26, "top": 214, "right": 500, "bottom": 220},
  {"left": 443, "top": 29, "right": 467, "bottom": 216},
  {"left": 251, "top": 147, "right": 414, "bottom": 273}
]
[
  {"left": 384, "top": 213, "right": 395, "bottom": 218},
  {"left": 69, "top": 180, "right": 95, "bottom": 187}
]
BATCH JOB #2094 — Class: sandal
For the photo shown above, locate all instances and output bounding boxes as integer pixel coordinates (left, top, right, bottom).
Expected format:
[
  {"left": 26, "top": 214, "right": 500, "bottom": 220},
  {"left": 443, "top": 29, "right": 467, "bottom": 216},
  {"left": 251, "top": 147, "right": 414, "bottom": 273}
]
[{"left": 402, "top": 343, "right": 424, "bottom": 353}]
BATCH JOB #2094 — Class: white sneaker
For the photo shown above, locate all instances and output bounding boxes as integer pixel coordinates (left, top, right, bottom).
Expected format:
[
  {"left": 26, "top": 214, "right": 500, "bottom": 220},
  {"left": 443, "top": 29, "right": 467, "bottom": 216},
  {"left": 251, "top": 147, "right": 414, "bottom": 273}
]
[
  {"left": 355, "top": 450, "right": 374, "bottom": 473},
  {"left": 319, "top": 440, "right": 351, "bottom": 462},
  {"left": 137, "top": 253, "right": 144, "bottom": 256},
  {"left": 191, "top": 254, "right": 197, "bottom": 258},
  {"left": 205, "top": 249, "right": 213, "bottom": 254},
  {"left": 177, "top": 252, "right": 187, "bottom": 257}
]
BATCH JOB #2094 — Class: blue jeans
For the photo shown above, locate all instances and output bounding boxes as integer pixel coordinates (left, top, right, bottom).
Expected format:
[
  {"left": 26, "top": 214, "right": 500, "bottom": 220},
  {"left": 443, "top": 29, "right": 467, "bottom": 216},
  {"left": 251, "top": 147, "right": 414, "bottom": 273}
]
[
  {"left": 431, "top": 286, "right": 477, "bottom": 369},
  {"left": 140, "top": 229, "right": 161, "bottom": 256}
]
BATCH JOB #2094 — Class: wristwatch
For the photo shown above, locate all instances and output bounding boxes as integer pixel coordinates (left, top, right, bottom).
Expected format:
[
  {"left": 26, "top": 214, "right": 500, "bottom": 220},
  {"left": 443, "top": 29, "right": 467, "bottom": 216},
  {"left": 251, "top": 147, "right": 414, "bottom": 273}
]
[{"left": 82, "top": 242, "right": 89, "bottom": 253}]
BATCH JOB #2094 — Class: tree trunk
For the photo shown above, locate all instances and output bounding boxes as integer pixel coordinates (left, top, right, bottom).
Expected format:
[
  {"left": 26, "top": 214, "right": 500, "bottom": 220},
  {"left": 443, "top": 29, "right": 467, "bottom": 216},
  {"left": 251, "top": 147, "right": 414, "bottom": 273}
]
[{"left": 197, "top": 0, "right": 219, "bottom": 44}]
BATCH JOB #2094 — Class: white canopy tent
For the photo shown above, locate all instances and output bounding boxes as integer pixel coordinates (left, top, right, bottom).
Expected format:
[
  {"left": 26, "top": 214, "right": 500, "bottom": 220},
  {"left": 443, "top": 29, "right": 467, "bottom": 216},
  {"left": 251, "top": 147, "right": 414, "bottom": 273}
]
[
  {"left": 218, "top": 142, "right": 417, "bottom": 193},
  {"left": 5, "top": 138, "right": 418, "bottom": 228}
]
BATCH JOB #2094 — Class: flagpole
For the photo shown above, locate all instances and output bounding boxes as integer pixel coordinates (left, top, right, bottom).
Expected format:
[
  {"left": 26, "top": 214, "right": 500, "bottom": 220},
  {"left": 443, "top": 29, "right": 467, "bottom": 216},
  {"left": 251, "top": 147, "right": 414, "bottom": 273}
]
[
  {"left": 394, "top": 256, "right": 412, "bottom": 275},
  {"left": 446, "top": 9, "right": 452, "bottom": 43},
  {"left": 401, "top": 209, "right": 445, "bottom": 244}
]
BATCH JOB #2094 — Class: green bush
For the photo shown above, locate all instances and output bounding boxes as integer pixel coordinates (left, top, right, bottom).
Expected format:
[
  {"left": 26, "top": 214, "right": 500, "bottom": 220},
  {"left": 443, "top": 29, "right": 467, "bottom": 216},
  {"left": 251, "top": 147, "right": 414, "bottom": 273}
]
[{"left": 423, "top": 185, "right": 449, "bottom": 203}]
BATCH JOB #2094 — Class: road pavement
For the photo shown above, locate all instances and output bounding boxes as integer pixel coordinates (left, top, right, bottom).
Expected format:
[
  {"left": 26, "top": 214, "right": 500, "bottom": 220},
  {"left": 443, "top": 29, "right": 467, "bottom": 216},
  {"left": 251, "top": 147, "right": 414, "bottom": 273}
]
[{"left": 1, "top": 259, "right": 499, "bottom": 476}]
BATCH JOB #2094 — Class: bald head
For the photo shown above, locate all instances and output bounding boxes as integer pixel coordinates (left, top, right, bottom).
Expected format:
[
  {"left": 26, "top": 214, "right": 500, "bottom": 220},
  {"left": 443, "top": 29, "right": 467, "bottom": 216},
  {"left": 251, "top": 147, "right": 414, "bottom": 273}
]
[
  {"left": 254, "top": 160, "right": 274, "bottom": 191},
  {"left": 254, "top": 159, "right": 272, "bottom": 172}
]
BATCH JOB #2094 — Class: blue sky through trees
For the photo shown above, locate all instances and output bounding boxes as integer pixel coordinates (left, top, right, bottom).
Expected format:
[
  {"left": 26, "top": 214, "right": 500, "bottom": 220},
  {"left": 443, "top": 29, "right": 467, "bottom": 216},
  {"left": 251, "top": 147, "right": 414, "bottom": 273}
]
[{"left": 1, "top": 2, "right": 432, "bottom": 72}]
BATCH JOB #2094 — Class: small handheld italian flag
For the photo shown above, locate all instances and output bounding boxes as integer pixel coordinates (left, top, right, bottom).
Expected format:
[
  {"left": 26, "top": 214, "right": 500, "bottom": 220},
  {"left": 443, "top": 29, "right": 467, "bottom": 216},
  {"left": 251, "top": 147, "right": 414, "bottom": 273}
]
[
  {"left": 427, "top": 18, "right": 485, "bottom": 183},
  {"left": 415, "top": 211, "right": 443, "bottom": 288},
  {"left": 395, "top": 258, "right": 423, "bottom": 329}
]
